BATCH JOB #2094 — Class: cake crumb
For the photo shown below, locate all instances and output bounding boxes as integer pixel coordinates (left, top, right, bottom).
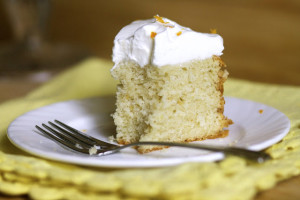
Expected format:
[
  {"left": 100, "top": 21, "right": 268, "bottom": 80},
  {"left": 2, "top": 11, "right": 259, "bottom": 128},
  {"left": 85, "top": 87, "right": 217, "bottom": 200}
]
[
  {"left": 89, "top": 145, "right": 99, "bottom": 155},
  {"left": 81, "top": 129, "right": 87, "bottom": 132},
  {"left": 151, "top": 32, "right": 157, "bottom": 38},
  {"left": 108, "top": 135, "right": 117, "bottom": 143},
  {"left": 259, "top": 109, "right": 264, "bottom": 114},
  {"left": 176, "top": 31, "right": 182, "bottom": 36}
]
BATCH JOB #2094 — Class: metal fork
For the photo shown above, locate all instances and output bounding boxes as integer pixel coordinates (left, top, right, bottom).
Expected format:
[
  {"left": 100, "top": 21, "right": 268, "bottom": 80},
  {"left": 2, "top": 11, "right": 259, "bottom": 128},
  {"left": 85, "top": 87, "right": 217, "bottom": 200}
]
[{"left": 35, "top": 120, "right": 271, "bottom": 163}]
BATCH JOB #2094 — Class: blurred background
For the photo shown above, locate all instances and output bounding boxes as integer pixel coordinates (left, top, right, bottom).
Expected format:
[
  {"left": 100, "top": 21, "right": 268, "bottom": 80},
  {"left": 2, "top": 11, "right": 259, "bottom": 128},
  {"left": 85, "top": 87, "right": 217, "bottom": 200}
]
[{"left": 0, "top": 0, "right": 299, "bottom": 102}]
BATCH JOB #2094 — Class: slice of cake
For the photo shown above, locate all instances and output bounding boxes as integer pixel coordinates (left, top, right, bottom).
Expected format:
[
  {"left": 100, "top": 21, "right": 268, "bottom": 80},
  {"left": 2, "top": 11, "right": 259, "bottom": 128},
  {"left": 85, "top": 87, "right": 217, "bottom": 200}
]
[{"left": 111, "top": 15, "right": 232, "bottom": 153}]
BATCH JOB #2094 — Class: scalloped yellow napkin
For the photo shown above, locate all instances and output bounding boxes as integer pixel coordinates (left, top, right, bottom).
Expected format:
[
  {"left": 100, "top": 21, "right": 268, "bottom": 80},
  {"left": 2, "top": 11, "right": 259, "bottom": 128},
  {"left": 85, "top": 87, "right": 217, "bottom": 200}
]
[{"left": 0, "top": 58, "right": 300, "bottom": 200}]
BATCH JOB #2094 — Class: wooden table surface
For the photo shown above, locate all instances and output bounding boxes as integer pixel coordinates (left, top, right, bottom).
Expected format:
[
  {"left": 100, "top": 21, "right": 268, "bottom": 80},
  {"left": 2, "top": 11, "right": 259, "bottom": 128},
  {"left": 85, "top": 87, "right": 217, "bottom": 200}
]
[{"left": 0, "top": 0, "right": 299, "bottom": 199}]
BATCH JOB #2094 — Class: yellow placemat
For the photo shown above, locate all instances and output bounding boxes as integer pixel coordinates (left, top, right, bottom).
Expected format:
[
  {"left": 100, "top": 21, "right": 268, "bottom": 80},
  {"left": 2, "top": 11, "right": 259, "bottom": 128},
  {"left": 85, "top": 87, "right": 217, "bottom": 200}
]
[{"left": 0, "top": 58, "right": 299, "bottom": 200}]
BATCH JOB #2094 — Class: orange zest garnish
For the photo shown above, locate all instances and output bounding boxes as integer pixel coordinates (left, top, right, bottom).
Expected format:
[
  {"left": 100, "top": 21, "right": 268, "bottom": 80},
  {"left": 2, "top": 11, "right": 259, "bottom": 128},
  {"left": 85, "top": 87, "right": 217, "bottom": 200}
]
[
  {"left": 154, "top": 15, "right": 174, "bottom": 28},
  {"left": 210, "top": 28, "right": 217, "bottom": 34},
  {"left": 150, "top": 31, "right": 157, "bottom": 39},
  {"left": 176, "top": 31, "right": 182, "bottom": 36},
  {"left": 154, "top": 15, "right": 168, "bottom": 24},
  {"left": 259, "top": 109, "right": 264, "bottom": 114}
]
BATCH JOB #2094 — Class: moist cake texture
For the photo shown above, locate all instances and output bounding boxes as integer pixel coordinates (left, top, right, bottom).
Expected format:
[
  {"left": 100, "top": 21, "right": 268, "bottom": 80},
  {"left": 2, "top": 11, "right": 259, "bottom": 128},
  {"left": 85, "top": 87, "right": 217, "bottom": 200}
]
[{"left": 111, "top": 15, "right": 232, "bottom": 153}]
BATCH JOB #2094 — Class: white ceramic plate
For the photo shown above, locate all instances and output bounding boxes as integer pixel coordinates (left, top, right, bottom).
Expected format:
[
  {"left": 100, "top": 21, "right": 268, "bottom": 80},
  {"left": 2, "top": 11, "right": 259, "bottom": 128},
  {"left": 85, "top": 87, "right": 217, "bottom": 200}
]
[{"left": 7, "top": 96, "right": 290, "bottom": 168}]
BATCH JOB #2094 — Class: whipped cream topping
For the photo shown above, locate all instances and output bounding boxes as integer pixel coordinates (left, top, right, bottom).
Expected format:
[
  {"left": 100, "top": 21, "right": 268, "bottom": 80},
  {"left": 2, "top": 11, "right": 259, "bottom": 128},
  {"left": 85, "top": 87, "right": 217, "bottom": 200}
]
[{"left": 112, "top": 16, "right": 224, "bottom": 69}]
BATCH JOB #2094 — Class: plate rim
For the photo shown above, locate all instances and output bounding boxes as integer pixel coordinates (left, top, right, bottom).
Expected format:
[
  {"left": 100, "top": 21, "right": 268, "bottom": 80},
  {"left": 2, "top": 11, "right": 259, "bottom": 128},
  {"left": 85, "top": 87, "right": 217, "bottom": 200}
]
[{"left": 6, "top": 96, "right": 290, "bottom": 168}]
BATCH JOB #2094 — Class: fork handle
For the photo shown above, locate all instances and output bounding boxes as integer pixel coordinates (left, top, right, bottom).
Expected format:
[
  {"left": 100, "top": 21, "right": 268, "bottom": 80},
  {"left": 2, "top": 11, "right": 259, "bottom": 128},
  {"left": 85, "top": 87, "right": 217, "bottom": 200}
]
[{"left": 118, "top": 142, "right": 271, "bottom": 163}]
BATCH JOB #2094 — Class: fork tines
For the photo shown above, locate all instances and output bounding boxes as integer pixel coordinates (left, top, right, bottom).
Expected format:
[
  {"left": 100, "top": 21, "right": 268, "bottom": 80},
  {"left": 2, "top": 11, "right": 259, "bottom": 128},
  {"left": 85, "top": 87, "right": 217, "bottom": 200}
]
[{"left": 35, "top": 120, "right": 112, "bottom": 155}]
